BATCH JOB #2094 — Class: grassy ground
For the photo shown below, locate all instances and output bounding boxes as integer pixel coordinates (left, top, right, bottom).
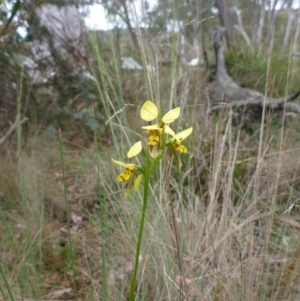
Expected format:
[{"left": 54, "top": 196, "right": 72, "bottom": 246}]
[{"left": 2, "top": 28, "right": 300, "bottom": 301}]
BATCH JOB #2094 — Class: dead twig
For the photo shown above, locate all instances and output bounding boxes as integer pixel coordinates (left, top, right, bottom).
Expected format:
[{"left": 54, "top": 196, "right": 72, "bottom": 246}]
[{"left": 0, "top": 117, "right": 28, "bottom": 146}]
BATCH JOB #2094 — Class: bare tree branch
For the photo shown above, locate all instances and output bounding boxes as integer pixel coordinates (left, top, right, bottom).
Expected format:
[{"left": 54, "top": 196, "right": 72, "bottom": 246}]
[
  {"left": 231, "top": 6, "right": 252, "bottom": 50},
  {"left": 0, "top": 117, "right": 28, "bottom": 146},
  {"left": 208, "top": 96, "right": 300, "bottom": 115}
]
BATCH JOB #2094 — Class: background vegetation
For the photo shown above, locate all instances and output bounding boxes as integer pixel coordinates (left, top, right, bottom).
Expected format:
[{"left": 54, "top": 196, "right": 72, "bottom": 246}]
[{"left": 1, "top": 0, "right": 300, "bottom": 300}]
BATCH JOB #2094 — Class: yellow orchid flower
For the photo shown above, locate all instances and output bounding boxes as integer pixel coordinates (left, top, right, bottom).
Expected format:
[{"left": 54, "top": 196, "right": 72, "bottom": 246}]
[
  {"left": 111, "top": 141, "right": 143, "bottom": 196},
  {"left": 140, "top": 101, "right": 180, "bottom": 156},
  {"left": 140, "top": 100, "right": 180, "bottom": 126},
  {"left": 141, "top": 124, "right": 163, "bottom": 146},
  {"left": 166, "top": 126, "right": 193, "bottom": 153},
  {"left": 165, "top": 126, "right": 193, "bottom": 168}
]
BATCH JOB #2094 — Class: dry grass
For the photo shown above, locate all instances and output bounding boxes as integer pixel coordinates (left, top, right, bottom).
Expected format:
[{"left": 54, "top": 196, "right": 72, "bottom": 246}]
[
  {"left": 1, "top": 106, "right": 300, "bottom": 301},
  {"left": 2, "top": 24, "right": 300, "bottom": 301}
]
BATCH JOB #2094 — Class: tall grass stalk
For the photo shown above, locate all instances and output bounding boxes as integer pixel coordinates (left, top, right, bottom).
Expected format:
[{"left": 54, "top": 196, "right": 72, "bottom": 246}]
[
  {"left": 58, "top": 129, "right": 77, "bottom": 298},
  {"left": 93, "top": 110, "right": 108, "bottom": 300},
  {"left": 17, "top": 68, "right": 42, "bottom": 297},
  {"left": 0, "top": 263, "right": 15, "bottom": 301}
]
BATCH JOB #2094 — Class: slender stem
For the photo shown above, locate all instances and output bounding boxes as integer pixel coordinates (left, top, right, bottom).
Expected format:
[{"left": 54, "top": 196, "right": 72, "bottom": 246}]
[
  {"left": 58, "top": 130, "right": 77, "bottom": 295},
  {"left": 129, "top": 174, "right": 150, "bottom": 301},
  {"left": 164, "top": 156, "right": 187, "bottom": 300},
  {"left": 169, "top": 195, "right": 187, "bottom": 300}
]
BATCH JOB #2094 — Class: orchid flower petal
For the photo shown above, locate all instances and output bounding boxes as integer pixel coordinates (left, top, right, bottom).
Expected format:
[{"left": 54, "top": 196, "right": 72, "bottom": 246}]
[
  {"left": 164, "top": 125, "right": 176, "bottom": 136},
  {"left": 140, "top": 101, "right": 158, "bottom": 121},
  {"left": 134, "top": 174, "right": 143, "bottom": 191},
  {"left": 148, "top": 134, "right": 160, "bottom": 145},
  {"left": 175, "top": 144, "right": 188, "bottom": 154},
  {"left": 162, "top": 107, "right": 180, "bottom": 124},
  {"left": 111, "top": 158, "right": 135, "bottom": 169},
  {"left": 116, "top": 172, "right": 131, "bottom": 182},
  {"left": 141, "top": 124, "right": 161, "bottom": 130},
  {"left": 175, "top": 127, "right": 193, "bottom": 142},
  {"left": 127, "top": 141, "right": 142, "bottom": 158}
]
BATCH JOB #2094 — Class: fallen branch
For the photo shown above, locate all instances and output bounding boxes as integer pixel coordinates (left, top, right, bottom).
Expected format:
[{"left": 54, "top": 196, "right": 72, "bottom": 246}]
[
  {"left": 208, "top": 98, "right": 300, "bottom": 115},
  {"left": 208, "top": 27, "right": 300, "bottom": 123},
  {"left": 0, "top": 117, "right": 28, "bottom": 146}
]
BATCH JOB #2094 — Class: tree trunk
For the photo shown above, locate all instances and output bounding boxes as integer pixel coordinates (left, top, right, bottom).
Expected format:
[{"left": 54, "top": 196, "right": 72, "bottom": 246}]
[
  {"left": 193, "top": 0, "right": 203, "bottom": 59},
  {"left": 101, "top": 0, "right": 139, "bottom": 49},
  {"left": 215, "top": 0, "right": 234, "bottom": 48},
  {"left": 282, "top": 0, "right": 296, "bottom": 50},
  {"left": 120, "top": 1, "right": 139, "bottom": 48},
  {"left": 292, "top": 7, "right": 300, "bottom": 54},
  {"left": 265, "top": 0, "right": 279, "bottom": 46},
  {"left": 255, "top": 0, "right": 265, "bottom": 52}
]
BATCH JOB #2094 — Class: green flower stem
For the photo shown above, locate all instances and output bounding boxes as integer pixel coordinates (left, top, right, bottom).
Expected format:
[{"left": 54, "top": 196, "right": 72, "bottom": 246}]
[
  {"left": 129, "top": 173, "right": 150, "bottom": 301},
  {"left": 129, "top": 143, "right": 166, "bottom": 300}
]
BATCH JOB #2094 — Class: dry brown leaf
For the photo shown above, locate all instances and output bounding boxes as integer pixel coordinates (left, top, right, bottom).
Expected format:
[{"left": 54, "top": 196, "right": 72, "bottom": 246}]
[
  {"left": 278, "top": 215, "right": 300, "bottom": 229},
  {"left": 124, "top": 261, "right": 133, "bottom": 272},
  {"left": 46, "top": 287, "right": 72, "bottom": 298},
  {"left": 189, "top": 286, "right": 204, "bottom": 297},
  {"left": 175, "top": 275, "right": 192, "bottom": 285}
]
